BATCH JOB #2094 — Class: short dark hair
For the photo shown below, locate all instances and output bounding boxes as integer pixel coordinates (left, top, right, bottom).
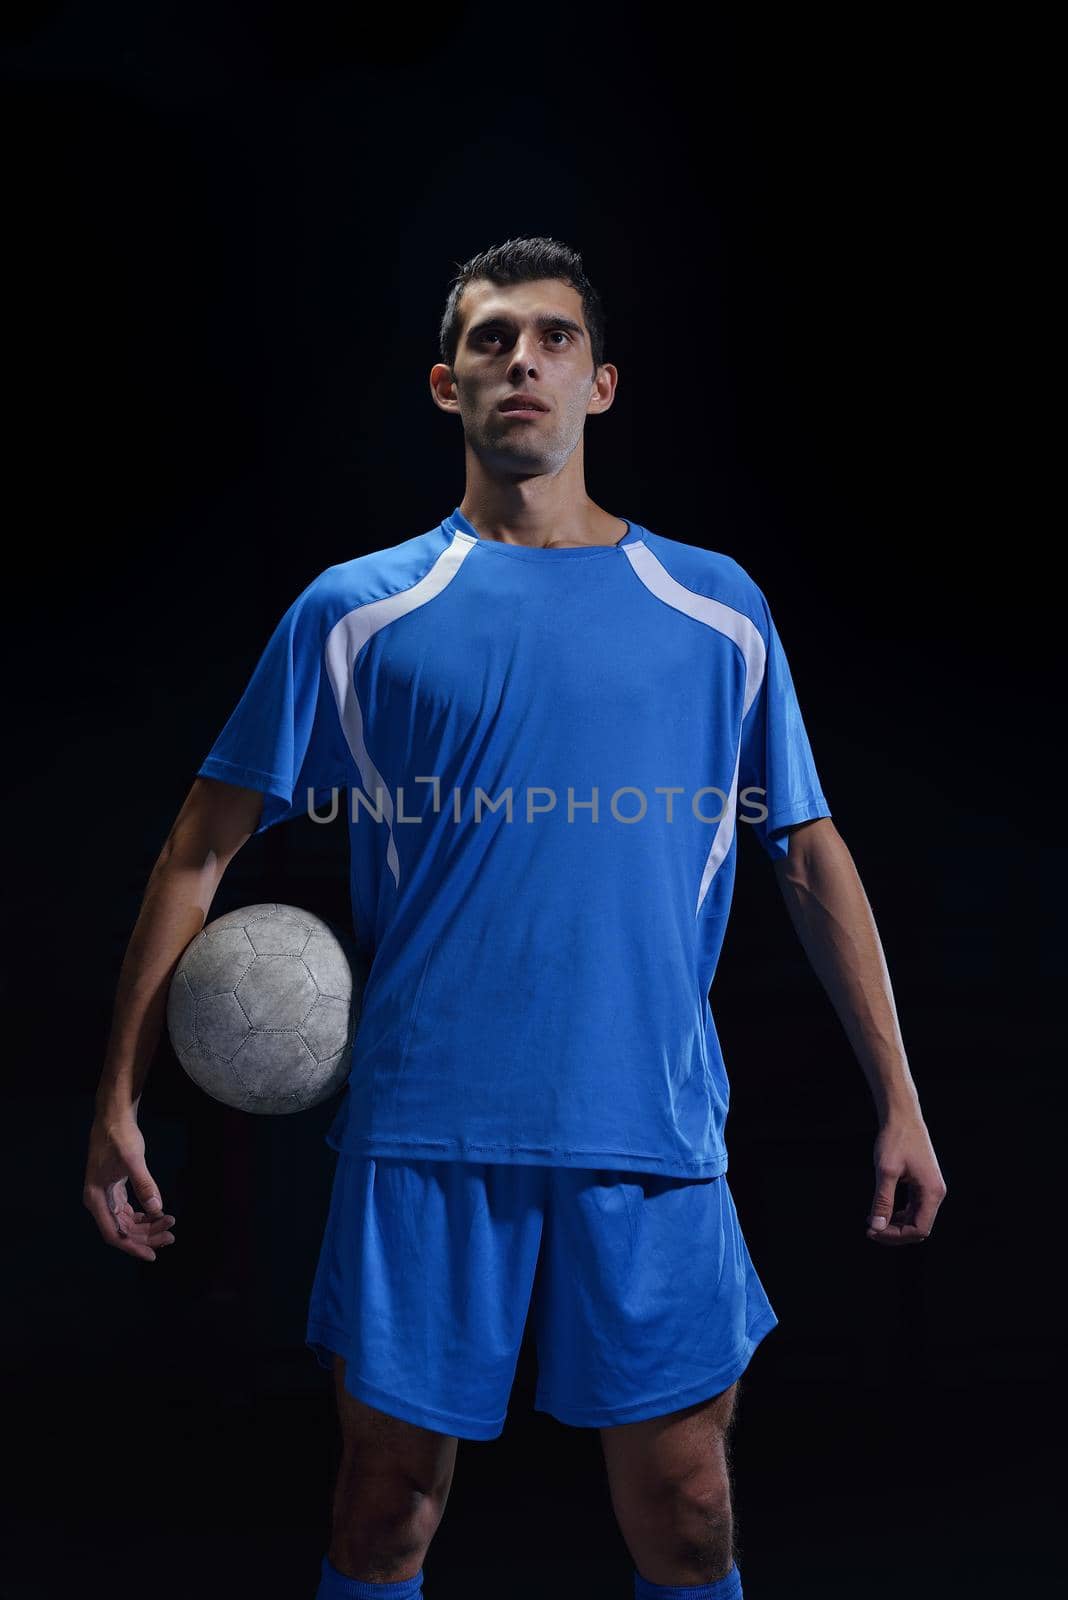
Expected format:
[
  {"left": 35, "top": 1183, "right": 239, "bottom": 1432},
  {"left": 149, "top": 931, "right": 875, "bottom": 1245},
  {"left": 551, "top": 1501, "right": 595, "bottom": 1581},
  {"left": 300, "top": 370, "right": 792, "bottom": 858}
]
[{"left": 438, "top": 235, "right": 606, "bottom": 380}]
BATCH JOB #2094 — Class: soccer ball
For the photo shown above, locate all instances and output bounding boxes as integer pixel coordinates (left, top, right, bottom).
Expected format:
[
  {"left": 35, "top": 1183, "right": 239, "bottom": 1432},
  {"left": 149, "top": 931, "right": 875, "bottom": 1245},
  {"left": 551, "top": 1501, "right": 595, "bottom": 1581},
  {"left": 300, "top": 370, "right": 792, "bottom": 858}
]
[{"left": 166, "top": 903, "right": 367, "bottom": 1114}]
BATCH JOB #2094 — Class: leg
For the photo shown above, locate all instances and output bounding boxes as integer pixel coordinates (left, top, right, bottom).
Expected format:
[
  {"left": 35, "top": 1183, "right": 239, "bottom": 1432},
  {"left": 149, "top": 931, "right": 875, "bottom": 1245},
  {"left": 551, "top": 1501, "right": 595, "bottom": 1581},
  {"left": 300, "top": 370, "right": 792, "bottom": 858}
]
[
  {"left": 600, "top": 1380, "right": 740, "bottom": 1586},
  {"left": 328, "top": 1353, "right": 459, "bottom": 1582}
]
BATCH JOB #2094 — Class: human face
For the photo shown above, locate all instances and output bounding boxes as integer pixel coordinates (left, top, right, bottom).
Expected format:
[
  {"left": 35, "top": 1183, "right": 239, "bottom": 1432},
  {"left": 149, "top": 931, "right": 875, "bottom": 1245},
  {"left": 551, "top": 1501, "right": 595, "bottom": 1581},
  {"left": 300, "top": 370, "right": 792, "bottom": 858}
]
[{"left": 431, "top": 278, "right": 614, "bottom": 476}]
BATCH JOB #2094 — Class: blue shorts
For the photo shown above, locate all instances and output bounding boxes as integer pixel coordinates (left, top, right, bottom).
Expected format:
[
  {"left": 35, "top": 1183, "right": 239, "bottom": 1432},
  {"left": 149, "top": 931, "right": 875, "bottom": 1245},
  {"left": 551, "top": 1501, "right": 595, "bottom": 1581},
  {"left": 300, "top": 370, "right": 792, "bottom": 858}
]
[{"left": 306, "top": 1154, "right": 779, "bottom": 1441}]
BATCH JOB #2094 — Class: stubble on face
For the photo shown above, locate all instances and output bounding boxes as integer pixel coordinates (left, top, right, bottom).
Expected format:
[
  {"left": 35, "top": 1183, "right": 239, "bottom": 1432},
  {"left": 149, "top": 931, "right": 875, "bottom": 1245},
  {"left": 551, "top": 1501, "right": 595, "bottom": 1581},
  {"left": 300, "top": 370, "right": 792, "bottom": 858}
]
[{"left": 448, "top": 281, "right": 598, "bottom": 474}]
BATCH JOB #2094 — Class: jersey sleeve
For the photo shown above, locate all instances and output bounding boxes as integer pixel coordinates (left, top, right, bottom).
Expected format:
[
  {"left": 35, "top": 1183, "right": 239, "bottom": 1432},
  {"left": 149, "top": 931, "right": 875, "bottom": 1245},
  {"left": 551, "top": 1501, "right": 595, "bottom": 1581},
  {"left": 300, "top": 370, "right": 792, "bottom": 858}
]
[
  {"left": 737, "top": 589, "right": 831, "bottom": 860},
  {"left": 196, "top": 576, "right": 354, "bottom": 835}
]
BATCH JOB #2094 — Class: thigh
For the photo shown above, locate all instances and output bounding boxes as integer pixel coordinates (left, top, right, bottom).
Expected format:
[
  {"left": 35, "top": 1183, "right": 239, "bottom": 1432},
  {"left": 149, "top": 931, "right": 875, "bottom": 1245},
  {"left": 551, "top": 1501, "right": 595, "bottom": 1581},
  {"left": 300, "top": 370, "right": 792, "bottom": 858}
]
[
  {"left": 332, "top": 1352, "right": 458, "bottom": 1501},
  {"left": 532, "top": 1169, "right": 778, "bottom": 1429},
  {"left": 599, "top": 1381, "right": 738, "bottom": 1504}
]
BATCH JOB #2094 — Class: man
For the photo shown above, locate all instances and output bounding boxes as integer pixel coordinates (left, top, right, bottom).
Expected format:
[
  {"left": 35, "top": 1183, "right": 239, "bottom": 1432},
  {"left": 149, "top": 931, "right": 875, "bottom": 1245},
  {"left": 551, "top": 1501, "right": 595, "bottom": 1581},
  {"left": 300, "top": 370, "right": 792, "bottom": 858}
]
[{"left": 84, "top": 235, "right": 947, "bottom": 1600}]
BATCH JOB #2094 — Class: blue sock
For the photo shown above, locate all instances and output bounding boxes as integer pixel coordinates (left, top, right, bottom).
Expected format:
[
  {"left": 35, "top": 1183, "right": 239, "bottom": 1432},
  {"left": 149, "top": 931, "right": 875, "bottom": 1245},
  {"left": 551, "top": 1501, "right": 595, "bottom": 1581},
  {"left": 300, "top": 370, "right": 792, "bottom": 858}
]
[
  {"left": 316, "top": 1553, "right": 424, "bottom": 1598},
  {"left": 633, "top": 1560, "right": 742, "bottom": 1600}
]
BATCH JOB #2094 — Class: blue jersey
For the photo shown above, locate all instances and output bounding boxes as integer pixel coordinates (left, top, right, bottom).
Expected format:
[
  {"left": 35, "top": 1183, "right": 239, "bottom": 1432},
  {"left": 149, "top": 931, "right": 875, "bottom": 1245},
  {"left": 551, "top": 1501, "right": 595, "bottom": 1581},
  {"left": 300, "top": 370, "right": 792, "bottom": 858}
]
[{"left": 197, "top": 506, "right": 831, "bottom": 1176}]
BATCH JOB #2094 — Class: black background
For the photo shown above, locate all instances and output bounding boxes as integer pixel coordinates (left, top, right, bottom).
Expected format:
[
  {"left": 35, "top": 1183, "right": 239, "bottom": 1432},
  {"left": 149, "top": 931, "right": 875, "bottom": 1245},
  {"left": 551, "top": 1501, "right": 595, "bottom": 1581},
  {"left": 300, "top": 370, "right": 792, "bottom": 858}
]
[{"left": 2, "top": 3, "right": 1059, "bottom": 1596}]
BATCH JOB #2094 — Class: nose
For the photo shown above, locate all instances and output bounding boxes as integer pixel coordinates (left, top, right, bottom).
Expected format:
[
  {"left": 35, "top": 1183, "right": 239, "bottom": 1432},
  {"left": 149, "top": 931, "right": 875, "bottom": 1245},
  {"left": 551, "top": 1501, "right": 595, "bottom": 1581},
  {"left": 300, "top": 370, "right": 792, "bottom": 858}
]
[{"left": 508, "top": 337, "right": 540, "bottom": 380}]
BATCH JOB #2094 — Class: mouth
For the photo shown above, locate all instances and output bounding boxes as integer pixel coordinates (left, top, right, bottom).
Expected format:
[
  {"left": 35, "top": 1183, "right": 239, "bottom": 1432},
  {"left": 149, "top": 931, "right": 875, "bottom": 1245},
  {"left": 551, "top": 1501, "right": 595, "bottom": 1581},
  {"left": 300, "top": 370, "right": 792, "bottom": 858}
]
[{"left": 498, "top": 397, "right": 549, "bottom": 416}]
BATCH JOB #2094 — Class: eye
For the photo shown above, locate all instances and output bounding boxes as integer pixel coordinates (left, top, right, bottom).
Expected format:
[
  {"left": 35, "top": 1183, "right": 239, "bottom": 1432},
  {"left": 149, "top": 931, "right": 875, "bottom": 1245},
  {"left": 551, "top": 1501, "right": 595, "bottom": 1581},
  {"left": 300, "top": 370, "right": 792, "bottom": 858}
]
[{"left": 478, "top": 329, "right": 571, "bottom": 346}]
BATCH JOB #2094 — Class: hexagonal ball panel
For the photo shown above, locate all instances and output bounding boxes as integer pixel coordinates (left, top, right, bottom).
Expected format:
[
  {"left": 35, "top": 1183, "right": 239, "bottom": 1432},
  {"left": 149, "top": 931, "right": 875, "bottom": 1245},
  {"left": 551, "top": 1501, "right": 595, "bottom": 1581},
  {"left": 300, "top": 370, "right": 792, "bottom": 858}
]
[
  {"left": 299, "top": 995, "right": 353, "bottom": 1063},
  {"left": 230, "top": 1029, "right": 317, "bottom": 1103},
  {"left": 236, "top": 954, "right": 318, "bottom": 1029},
  {"left": 196, "top": 991, "right": 253, "bottom": 1062},
  {"left": 180, "top": 928, "right": 255, "bottom": 996},
  {"left": 245, "top": 911, "right": 314, "bottom": 957}
]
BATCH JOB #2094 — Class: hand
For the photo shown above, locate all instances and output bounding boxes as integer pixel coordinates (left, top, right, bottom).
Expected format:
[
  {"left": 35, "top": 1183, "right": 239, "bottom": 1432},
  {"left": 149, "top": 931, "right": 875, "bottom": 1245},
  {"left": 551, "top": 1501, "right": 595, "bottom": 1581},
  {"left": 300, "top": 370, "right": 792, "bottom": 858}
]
[
  {"left": 866, "top": 1114, "right": 947, "bottom": 1245},
  {"left": 83, "top": 1111, "right": 177, "bottom": 1263}
]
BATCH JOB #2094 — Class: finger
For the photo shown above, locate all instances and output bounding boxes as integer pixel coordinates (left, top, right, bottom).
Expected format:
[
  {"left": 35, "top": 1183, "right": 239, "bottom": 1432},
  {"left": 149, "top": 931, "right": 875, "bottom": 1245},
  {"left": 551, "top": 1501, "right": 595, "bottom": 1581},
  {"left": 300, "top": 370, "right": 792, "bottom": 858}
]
[
  {"left": 105, "top": 1179, "right": 131, "bottom": 1238},
  {"left": 86, "top": 1190, "right": 157, "bottom": 1259},
  {"left": 868, "top": 1173, "right": 902, "bottom": 1234},
  {"left": 867, "top": 1204, "right": 909, "bottom": 1242},
  {"left": 883, "top": 1222, "right": 933, "bottom": 1242},
  {"left": 134, "top": 1182, "right": 166, "bottom": 1220},
  {"left": 136, "top": 1220, "right": 176, "bottom": 1246},
  {"left": 109, "top": 1207, "right": 163, "bottom": 1252},
  {"left": 107, "top": 1185, "right": 174, "bottom": 1247},
  {"left": 112, "top": 1229, "right": 158, "bottom": 1261},
  {"left": 867, "top": 1206, "right": 931, "bottom": 1244},
  {"left": 85, "top": 1188, "right": 128, "bottom": 1244},
  {"left": 911, "top": 1192, "right": 942, "bottom": 1237},
  {"left": 106, "top": 1181, "right": 158, "bottom": 1241},
  {"left": 889, "top": 1184, "right": 941, "bottom": 1240},
  {"left": 119, "top": 1161, "right": 167, "bottom": 1222}
]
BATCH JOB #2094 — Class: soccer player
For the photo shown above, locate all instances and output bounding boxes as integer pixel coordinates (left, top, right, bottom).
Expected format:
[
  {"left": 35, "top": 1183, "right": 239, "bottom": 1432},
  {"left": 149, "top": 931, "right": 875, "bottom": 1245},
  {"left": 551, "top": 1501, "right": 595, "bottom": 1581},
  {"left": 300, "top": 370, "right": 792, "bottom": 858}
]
[{"left": 84, "top": 236, "right": 948, "bottom": 1600}]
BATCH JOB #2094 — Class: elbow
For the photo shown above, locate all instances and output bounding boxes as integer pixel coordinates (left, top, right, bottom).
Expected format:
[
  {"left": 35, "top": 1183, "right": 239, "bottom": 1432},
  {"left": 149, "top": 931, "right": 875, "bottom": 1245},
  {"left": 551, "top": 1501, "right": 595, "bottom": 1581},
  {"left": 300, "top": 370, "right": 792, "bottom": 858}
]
[{"left": 773, "top": 816, "right": 841, "bottom": 886}]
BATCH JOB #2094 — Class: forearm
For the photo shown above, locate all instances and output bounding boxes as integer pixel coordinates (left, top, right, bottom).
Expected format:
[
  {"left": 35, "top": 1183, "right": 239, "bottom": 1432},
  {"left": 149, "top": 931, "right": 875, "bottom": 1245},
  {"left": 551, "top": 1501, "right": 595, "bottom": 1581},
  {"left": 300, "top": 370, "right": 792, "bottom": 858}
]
[
  {"left": 95, "top": 842, "right": 226, "bottom": 1120},
  {"left": 773, "top": 820, "right": 922, "bottom": 1124}
]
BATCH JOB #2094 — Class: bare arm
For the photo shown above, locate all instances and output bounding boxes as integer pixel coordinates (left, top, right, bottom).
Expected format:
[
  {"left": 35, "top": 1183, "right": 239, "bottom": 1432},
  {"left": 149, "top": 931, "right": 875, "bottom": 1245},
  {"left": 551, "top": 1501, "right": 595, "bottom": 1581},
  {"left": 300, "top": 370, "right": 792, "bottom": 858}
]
[
  {"left": 772, "top": 816, "right": 948, "bottom": 1243},
  {"left": 84, "top": 777, "right": 265, "bottom": 1262},
  {"left": 95, "top": 776, "right": 266, "bottom": 1119},
  {"left": 771, "top": 817, "right": 919, "bottom": 1122}
]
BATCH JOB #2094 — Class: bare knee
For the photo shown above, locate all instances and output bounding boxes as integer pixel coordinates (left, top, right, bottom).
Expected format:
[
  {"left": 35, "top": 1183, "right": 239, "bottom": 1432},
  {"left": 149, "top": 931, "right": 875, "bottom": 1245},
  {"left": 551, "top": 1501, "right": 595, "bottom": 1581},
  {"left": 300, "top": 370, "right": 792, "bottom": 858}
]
[
  {"left": 674, "top": 1478, "right": 734, "bottom": 1577},
  {"left": 331, "top": 1355, "right": 457, "bottom": 1494},
  {"left": 329, "top": 1479, "right": 444, "bottom": 1584},
  {"left": 328, "top": 1356, "right": 456, "bottom": 1582},
  {"left": 619, "top": 1474, "right": 735, "bottom": 1587}
]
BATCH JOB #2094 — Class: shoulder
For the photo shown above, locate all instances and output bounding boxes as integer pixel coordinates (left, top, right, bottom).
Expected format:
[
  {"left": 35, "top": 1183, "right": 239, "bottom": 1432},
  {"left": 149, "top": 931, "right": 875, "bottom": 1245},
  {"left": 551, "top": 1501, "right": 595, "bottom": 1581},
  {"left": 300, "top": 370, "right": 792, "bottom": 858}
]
[
  {"left": 290, "top": 527, "right": 451, "bottom": 632},
  {"left": 637, "top": 527, "right": 770, "bottom": 629}
]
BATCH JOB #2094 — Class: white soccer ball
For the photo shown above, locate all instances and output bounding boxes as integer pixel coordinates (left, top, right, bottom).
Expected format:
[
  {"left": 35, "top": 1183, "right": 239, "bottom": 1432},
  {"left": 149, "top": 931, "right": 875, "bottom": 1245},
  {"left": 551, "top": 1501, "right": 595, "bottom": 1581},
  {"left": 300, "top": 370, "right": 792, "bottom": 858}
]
[{"left": 166, "top": 903, "right": 367, "bottom": 1114}]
